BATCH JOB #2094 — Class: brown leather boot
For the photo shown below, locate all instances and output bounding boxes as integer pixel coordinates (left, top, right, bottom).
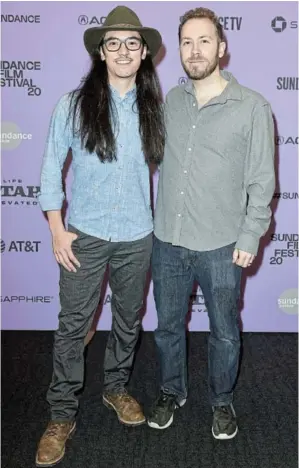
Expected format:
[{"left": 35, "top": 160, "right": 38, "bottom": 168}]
[
  {"left": 35, "top": 421, "right": 76, "bottom": 467},
  {"left": 103, "top": 391, "right": 145, "bottom": 426}
]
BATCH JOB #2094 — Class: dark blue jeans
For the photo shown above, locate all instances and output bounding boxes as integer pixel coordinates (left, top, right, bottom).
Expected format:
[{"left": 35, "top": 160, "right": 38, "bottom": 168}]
[{"left": 152, "top": 236, "right": 242, "bottom": 407}]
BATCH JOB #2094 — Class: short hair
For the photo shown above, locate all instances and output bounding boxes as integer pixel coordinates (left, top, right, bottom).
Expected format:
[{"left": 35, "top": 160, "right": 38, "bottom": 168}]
[{"left": 178, "top": 8, "right": 224, "bottom": 43}]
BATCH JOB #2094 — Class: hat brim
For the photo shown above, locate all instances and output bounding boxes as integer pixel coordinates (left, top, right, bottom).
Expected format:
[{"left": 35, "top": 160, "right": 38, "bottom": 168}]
[{"left": 84, "top": 26, "right": 162, "bottom": 58}]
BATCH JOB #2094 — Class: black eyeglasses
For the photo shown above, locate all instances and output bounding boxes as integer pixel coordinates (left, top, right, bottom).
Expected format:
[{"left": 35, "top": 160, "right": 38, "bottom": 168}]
[{"left": 103, "top": 36, "right": 143, "bottom": 52}]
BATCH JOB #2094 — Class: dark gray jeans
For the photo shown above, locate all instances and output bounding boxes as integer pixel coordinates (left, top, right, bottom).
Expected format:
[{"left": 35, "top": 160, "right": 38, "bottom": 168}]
[{"left": 47, "top": 225, "right": 152, "bottom": 421}]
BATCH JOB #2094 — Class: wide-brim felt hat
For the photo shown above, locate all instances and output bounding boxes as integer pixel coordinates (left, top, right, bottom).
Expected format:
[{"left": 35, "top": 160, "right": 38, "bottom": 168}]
[{"left": 84, "top": 6, "right": 162, "bottom": 58}]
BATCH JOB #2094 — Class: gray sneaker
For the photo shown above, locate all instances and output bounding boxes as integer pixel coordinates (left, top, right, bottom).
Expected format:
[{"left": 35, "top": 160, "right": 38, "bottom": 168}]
[{"left": 212, "top": 404, "right": 238, "bottom": 440}]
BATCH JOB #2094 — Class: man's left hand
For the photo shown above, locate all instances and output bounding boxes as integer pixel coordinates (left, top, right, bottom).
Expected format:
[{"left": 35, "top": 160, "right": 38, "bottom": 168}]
[{"left": 232, "top": 249, "right": 255, "bottom": 268}]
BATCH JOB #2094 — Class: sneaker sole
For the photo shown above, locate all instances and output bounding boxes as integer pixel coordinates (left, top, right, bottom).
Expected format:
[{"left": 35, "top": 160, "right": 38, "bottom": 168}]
[
  {"left": 147, "top": 398, "right": 187, "bottom": 430},
  {"left": 212, "top": 425, "right": 238, "bottom": 440},
  {"left": 35, "top": 421, "right": 76, "bottom": 467},
  {"left": 103, "top": 396, "right": 146, "bottom": 426}
]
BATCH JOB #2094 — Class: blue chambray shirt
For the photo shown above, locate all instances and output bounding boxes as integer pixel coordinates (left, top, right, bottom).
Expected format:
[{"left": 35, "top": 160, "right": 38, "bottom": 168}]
[{"left": 38, "top": 86, "right": 153, "bottom": 242}]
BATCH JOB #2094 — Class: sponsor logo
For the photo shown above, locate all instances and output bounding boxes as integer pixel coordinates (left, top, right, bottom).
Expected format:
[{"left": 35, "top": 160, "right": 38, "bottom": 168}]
[
  {"left": 278, "top": 289, "right": 298, "bottom": 315},
  {"left": 1, "top": 14, "right": 41, "bottom": 23},
  {"left": 218, "top": 16, "right": 242, "bottom": 31},
  {"left": 1, "top": 122, "right": 32, "bottom": 150},
  {"left": 271, "top": 16, "right": 287, "bottom": 32},
  {"left": 271, "top": 16, "right": 298, "bottom": 32},
  {"left": 179, "top": 15, "right": 242, "bottom": 31},
  {"left": 178, "top": 77, "right": 188, "bottom": 85},
  {"left": 102, "top": 292, "right": 207, "bottom": 313},
  {"left": 1, "top": 296, "right": 54, "bottom": 303},
  {"left": 275, "top": 136, "right": 298, "bottom": 145},
  {"left": 276, "top": 77, "right": 298, "bottom": 91},
  {"left": 1, "top": 179, "right": 40, "bottom": 206},
  {"left": 269, "top": 233, "right": 298, "bottom": 265},
  {"left": 78, "top": 15, "right": 106, "bottom": 25},
  {"left": 0, "top": 239, "right": 41, "bottom": 253},
  {"left": 0, "top": 60, "right": 42, "bottom": 96},
  {"left": 190, "top": 293, "right": 207, "bottom": 313},
  {"left": 102, "top": 294, "right": 112, "bottom": 305}
]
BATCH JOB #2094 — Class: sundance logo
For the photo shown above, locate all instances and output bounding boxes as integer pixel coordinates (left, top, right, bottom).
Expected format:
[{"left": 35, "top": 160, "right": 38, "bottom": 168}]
[
  {"left": 273, "top": 192, "right": 299, "bottom": 200},
  {"left": 1, "top": 14, "right": 40, "bottom": 23},
  {"left": 278, "top": 289, "right": 298, "bottom": 315},
  {"left": 277, "top": 77, "right": 299, "bottom": 91},
  {"left": 1, "top": 122, "right": 32, "bottom": 150}
]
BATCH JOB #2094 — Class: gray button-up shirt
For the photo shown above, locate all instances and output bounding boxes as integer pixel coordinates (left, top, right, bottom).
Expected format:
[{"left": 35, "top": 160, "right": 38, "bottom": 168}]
[{"left": 154, "top": 71, "right": 275, "bottom": 256}]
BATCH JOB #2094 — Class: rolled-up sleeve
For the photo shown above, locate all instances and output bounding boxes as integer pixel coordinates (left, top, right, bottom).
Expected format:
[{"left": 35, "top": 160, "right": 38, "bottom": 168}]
[
  {"left": 38, "top": 94, "right": 73, "bottom": 211},
  {"left": 235, "top": 103, "right": 276, "bottom": 255}
]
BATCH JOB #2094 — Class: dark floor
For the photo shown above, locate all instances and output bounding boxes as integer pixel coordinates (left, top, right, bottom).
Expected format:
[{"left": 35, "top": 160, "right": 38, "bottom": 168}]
[{"left": 1, "top": 331, "right": 298, "bottom": 468}]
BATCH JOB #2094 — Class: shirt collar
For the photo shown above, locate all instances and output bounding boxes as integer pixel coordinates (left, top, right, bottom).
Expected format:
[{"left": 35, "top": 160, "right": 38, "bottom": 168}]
[
  {"left": 109, "top": 83, "right": 136, "bottom": 102},
  {"left": 184, "top": 70, "right": 242, "bottom": 103}
]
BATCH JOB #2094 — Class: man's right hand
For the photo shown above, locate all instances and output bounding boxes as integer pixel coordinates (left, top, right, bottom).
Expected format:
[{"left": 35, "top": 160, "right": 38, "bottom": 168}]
[{"left": 52, "top": 230, "right": 81, "bottom": 272}]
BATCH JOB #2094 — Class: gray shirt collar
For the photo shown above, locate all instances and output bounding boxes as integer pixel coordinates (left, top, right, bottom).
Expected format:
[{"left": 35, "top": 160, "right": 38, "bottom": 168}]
[{"left": 184, "top": 70, "right": 242, "bottom": 103}]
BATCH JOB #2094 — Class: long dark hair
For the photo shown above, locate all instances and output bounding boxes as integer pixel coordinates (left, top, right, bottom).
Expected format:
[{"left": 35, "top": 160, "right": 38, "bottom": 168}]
[{"left": 68, "top": 49, "right": 165, "bottom": 164}]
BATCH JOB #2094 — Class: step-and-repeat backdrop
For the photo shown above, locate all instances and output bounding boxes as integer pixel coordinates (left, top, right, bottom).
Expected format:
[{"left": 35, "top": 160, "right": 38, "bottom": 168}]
[{"left": 1, "top": 2, "right": 298, "bottom": 331}]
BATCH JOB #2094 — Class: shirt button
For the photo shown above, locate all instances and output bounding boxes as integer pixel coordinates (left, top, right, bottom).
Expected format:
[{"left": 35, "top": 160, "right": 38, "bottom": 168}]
[
  {"left": 183, "top": 170, "right": 187, "bottom": 174},
  {"left": 193, "top": 103, "right": 196, "bottom": 107},
  {"left": 192, "top": 125, "right": 196, "bottom": 129},
  {"left": 188, "top": 148, "right": 191, "bottom": 151},
  {"left": 177, "top": 213, "right": 181, "bottom": 217},
  {"left": 181, "top": 191, "right": 184, "bottom": 195}
]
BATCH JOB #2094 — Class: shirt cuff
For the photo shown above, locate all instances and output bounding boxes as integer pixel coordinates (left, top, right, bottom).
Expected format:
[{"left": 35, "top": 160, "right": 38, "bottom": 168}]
[
  {"left": 38, "top": 193, "right": 65, "bottom": 212},
  {"left": 235, "top": 232, "right": 260, "bottom": 256}
]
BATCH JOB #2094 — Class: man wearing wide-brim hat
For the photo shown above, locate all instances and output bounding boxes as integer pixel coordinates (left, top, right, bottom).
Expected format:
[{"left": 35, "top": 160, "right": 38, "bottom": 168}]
[{"left": 36, "top": 6, "right": 165, "bottom": 467}]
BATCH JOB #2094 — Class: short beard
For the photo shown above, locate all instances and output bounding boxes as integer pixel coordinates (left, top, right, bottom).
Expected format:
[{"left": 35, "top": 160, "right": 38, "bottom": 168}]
[{"left": 182, "top": 46, "right": 219, "bottom": 81}]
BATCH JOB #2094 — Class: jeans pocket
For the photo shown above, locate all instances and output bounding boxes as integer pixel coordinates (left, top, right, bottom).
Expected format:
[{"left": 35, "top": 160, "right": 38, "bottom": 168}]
[
  {"left": 68, "top": 224, "right": 83, "bottom": 236},
  {"left": 67, "top": 225, "right": 84, "bottom": 251}
]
